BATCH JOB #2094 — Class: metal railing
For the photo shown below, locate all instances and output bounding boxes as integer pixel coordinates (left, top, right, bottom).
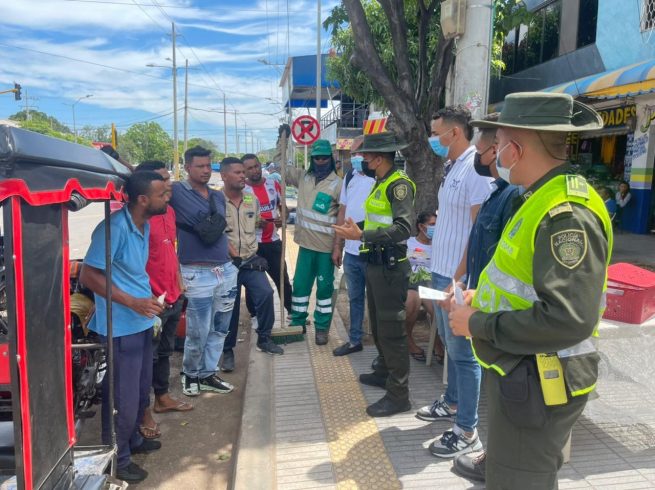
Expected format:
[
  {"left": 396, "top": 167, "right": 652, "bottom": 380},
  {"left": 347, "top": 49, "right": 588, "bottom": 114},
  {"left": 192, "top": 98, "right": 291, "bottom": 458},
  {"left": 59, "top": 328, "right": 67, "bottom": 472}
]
[{"left": 321, "top": 102, "right": 369, "bottom": 129}]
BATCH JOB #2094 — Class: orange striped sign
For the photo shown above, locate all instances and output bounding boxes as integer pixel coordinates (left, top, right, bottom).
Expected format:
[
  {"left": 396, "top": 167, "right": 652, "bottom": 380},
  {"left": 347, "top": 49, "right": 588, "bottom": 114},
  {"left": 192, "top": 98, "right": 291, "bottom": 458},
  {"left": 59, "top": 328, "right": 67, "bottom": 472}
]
[{"left": 363, "top": 118, "right": 388, "bottom": 135}]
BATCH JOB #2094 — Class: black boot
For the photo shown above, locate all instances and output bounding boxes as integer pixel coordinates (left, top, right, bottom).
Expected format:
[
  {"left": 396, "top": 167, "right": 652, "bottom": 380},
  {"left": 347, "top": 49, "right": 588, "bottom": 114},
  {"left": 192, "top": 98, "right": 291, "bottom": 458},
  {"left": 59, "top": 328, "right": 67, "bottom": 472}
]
[
  {"left": 366, "top": 395, "right": 411, "bottom": 417},
  {"left": 453, "top": 450, "right": 486, "bottom": 482},
  {"left": 359, "top": 372, "right": 386, "bottom": 388}
]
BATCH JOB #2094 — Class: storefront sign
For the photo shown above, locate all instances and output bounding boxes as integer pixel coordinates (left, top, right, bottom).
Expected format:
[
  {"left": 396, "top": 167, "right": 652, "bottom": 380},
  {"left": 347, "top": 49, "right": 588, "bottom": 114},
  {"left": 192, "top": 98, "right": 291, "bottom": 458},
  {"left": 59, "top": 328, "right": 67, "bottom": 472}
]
[{"left": 598, "top": 105, "right": 636, "bottom": 129}]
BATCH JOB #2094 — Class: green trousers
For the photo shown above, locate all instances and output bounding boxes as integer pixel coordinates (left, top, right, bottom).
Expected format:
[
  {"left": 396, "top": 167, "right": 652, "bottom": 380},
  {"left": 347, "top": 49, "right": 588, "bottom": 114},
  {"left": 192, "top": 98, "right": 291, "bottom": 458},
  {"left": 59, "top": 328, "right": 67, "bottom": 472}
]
[
  {"left": 485, "top": 367, "right": 588, "bottom": 490},
  {"left": 290, "top": 247, "right": 335, "bottom": 331},
  {"left": 366, "top": 260, "right": 410, "bottom": 402}
]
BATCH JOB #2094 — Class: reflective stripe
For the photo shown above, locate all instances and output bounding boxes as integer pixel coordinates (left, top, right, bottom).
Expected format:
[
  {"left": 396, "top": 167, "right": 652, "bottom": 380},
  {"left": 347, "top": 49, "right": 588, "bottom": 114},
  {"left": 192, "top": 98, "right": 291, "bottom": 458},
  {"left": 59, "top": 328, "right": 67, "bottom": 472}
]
[
  {"left": 292, "top": 305, "right": 308, "bottom": 313},
  {"left": 470, "top": 341, "right": 507, "bottom": 376},
  {"left": 571, "top": 383, "right": 596, "bottom": 397},
  {"left": 366, "top": 213, "right": 393, "bottom": 225},
  {"left": 316, "top": 298, "right": 332, "bottom": 306},
  {"left": 600, "top": 292, "right": 607, "bottom": 310},
  {"left": 292, "top": 296, "right": 310, "bottom": 303},
  {"left": 485, "top": 260, "right": 539, "bottom": 304},
  {"left": 296, "top": 217, "right": 335, "bottom": 235},
  {"left": 297, "top": 208, "right": 337, "bottom": 224},
  {"left": 316, "top": 306, "right": 332, "bottom": 314},
  {"left": 557, "top": 338, "right": 597, "bottom": 358}
]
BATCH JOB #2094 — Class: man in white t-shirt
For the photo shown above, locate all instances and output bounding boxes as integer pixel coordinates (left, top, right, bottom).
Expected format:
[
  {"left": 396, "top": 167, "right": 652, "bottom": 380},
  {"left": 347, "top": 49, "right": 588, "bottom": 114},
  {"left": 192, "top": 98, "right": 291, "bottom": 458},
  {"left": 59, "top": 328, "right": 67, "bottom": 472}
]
[
  {"left": 418, "top": 106, "right": 493, "bottom": 459},
  {"left": 331, "top": 136, "right": 375, "bottom": 356}
]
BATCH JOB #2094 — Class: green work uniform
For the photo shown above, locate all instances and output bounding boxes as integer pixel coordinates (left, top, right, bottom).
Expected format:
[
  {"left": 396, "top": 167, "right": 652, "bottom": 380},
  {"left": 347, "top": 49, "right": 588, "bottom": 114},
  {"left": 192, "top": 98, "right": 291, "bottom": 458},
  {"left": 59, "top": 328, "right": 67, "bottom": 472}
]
[
  {"left": 362, "top": 168, "right": 415, "bottom": 403},
  {"left": 469, "top": 166, "right": 612, "bottom": 489}
]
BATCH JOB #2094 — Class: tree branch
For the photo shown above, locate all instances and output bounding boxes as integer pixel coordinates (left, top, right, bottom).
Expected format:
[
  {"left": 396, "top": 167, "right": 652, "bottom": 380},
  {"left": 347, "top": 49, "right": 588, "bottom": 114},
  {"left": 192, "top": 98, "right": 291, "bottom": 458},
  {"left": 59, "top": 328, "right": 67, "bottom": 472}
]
[
  {"left": 426, "top": 34, "right": 455, "bottom": 120},
  {"left": 377, "top": 0, "right": 415, "bottom": 103},
  {"left": 415, "top": 1, "right": 434, "bottom": 115}
]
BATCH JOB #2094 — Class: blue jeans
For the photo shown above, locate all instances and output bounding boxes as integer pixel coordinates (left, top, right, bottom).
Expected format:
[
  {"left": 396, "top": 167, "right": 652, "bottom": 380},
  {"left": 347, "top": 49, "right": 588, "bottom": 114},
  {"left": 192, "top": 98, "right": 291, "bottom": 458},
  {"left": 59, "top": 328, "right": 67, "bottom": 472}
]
[
  {"left": 225, "top": 268, "right": 275, "bottom": 351},
  {"left": 343, "top": 252, "right": 367, "bottom": 345},
  {"left": 432, "top": 272, "right": 482, "bottom": 433},
  {"left": 181, "top": 263, "right": 238, "bottom": 379}
]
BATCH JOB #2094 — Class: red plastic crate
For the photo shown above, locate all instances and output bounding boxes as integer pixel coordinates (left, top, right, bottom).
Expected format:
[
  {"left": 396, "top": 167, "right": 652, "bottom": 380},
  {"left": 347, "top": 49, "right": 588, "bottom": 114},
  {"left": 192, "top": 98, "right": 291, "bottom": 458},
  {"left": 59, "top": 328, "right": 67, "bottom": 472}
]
[{"left": 603, "top": 263, "right": 655, "bottom": 324}]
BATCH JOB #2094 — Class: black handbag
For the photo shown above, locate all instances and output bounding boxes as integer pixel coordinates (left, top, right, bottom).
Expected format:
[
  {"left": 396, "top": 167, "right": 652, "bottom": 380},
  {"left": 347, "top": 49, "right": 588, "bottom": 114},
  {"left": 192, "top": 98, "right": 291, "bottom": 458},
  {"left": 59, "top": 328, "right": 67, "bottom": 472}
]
[{"left": 177, "top": 186, "right": 227, "bottom": 246}]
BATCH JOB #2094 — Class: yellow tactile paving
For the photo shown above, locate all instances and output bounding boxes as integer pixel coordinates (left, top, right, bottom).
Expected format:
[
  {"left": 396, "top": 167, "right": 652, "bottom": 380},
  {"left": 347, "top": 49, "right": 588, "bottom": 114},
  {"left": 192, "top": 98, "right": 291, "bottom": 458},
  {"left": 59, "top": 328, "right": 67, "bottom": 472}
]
[{"left": 307, "top": 325, "right": 401, "bottom": 490}]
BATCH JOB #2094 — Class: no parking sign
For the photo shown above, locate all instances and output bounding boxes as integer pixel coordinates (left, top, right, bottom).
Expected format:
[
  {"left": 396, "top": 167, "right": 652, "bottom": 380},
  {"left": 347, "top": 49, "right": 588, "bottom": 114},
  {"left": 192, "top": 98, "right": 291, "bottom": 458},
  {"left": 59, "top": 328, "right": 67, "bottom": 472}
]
[{"left": 291, "top": 115, "right": 321, "bottom": 145}]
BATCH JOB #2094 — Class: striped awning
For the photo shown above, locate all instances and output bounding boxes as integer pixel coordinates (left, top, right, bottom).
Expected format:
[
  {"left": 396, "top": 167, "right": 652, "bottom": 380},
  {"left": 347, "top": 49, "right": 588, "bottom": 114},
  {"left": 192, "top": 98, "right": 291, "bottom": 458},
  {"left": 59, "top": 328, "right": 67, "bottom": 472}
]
[{"left": 543, "top": 59, "right": 655, "bottom": 99}]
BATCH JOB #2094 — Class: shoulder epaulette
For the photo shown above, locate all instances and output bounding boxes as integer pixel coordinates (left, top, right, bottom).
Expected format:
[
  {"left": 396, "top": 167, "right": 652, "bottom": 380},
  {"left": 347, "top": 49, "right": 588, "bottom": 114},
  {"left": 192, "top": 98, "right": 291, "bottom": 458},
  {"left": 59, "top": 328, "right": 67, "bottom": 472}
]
[{"left": 566, "top": 175, "right": 589, "bottom": 199}]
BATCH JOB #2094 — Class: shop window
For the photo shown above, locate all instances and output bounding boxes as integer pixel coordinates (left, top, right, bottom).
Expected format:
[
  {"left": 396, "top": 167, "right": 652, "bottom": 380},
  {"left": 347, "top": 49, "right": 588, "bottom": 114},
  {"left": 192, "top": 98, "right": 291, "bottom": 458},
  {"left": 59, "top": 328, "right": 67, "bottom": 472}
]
[
  {"left": 642, "top": 0, "right": 655, "bottom": 31},
  {"left": 577, "top": 0, "right": 598, "bottom": 48},
  {"left": 502, "top": 0, "right": 562, "bottom": 75}
]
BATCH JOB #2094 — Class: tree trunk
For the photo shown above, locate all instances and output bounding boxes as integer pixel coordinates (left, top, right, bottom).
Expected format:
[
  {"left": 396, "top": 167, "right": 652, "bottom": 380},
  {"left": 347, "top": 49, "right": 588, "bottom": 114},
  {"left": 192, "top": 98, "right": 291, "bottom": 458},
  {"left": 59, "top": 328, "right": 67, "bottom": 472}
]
[{"left": 402, "top": 136, "right": 442, "bottom": 216}]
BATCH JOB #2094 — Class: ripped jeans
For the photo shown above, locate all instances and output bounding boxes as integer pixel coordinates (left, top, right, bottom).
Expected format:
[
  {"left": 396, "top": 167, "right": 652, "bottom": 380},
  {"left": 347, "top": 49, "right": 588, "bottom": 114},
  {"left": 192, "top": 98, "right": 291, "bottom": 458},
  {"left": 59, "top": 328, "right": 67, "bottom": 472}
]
[{"left": 181, "top": 263, "right": 238, "bottom": 379}]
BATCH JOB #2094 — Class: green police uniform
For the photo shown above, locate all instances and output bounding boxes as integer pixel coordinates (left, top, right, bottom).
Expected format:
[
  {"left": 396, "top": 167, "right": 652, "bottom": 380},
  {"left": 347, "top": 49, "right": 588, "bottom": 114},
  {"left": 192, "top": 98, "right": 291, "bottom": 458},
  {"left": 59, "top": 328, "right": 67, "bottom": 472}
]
[
  {"left": 469, "top": 93, "right": 611, "bottom": 489},
  {"left": 362, "top": 167, "right": 415, "bottom": 403}
]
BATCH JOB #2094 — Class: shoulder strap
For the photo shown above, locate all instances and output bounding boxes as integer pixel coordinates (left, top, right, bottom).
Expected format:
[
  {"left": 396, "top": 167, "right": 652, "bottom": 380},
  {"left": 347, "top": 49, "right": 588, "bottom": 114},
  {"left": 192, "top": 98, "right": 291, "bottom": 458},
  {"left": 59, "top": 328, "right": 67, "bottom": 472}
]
[{"left": 345, "top": 169, "right": 355, "bottom": 189}]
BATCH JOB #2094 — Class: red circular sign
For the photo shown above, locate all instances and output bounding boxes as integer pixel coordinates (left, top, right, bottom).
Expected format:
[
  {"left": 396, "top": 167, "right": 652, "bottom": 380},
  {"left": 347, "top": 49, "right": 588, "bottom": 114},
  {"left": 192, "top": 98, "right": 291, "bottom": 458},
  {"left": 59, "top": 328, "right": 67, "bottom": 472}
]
[{"left": 291, "top": 115, "right": 321, "bottom": 145}]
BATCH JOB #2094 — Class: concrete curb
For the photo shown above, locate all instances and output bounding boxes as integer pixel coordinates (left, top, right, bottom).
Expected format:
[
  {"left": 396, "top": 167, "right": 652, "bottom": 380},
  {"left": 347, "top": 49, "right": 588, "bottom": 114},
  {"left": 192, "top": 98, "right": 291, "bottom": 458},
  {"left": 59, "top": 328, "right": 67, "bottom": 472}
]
[{"left": 232, "top": 329, "right": 275, "bottom": 490}]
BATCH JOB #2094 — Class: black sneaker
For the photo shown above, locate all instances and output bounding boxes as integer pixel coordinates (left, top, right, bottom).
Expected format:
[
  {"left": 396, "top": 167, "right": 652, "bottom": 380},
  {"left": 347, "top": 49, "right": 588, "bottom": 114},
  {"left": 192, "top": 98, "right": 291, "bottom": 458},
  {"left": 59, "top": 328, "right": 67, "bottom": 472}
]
[
  {"left": 116, "top": 462, "right": 148, "bottom": 483},
  {"left": 366, "top": 395, "right": 411, "bottom": 417},
  {"left": 257, "top": 339, "right": 284, "bottom": 355},
  {"left": 359, "top": 372, "right": 387, "bottom": 388},
  {"left": 453, "top": 450, "right": 486, "bottom": 482},
  {"left": 181, "top": 374, "right": 200, "bottom": 397},
  {"left": 429, "top": 428, "right": 483, "bottom": 458},
  {"left": 199, "top": 375, "right": 234, "bottom": 393},
  {"left": 132, "top": 439, "right": 162, "bottom": 454},
  {"left": 333, "top": 342, "right": 363, "bottom": 356}
]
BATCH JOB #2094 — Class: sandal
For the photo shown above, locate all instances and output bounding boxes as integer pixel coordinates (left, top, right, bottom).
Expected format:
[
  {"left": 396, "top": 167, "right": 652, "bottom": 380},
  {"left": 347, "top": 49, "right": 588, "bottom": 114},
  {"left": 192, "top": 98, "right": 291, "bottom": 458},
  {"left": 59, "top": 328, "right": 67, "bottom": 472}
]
[
  {"left": 434, "top": 351, "right": 445, "bottom": 365},
  {"left": 139, "top": 423, "right": 161, "bottom": 440},
  {"left": 153, "top": 400, "right": 194, "bottom": 413},
  {"left": 410, "top": 350, "right": 426, "bottom": 362}
]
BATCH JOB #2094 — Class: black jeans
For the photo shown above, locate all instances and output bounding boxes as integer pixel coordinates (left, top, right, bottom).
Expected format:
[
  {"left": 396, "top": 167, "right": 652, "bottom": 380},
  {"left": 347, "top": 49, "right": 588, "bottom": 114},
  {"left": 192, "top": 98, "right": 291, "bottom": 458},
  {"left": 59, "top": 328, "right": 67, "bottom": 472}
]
[
  {"left": 246, "top": 240, "right": 292, "bottom": 316},
  {"left": 152, "top": 297, "right": 184, "bottom": 396}
]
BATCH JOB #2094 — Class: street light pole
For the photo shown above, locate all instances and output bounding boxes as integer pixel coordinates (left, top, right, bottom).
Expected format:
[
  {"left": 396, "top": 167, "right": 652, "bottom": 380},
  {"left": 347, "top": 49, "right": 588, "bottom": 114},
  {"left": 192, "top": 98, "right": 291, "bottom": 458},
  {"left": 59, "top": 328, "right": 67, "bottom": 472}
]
[
  {"left": 223, "top": 93, "right": 228, "bottom": 158},
  {"left": 183, "top": 58, "right": 189, "bottom": 155},
  {"left": 172, "top": 22, "right": 179, "bottom": 179},
  {"left": 67, "top": 94, "right": 93, "bottom": 143},
  {"left": 316, "top": 0, "right": 322, "bottom": 125}
]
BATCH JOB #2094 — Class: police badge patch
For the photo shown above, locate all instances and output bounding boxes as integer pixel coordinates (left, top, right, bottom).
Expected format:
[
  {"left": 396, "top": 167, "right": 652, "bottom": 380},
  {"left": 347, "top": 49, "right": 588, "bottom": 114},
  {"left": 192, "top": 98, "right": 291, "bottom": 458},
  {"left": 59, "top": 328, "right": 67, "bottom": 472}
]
[
  {"left": 551, "top": 229, "right": 587, "bottom": 269},
  {"left": 393, "top": 184, "right": 408, "bottom": 200}
]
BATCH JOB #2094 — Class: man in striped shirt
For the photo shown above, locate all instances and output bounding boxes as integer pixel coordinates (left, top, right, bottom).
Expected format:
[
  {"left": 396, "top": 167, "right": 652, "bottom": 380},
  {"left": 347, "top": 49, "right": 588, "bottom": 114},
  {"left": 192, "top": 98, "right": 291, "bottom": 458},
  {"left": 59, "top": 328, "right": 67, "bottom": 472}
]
[{"left": 418, "top": 106, "right": 493, "bottom": 458}]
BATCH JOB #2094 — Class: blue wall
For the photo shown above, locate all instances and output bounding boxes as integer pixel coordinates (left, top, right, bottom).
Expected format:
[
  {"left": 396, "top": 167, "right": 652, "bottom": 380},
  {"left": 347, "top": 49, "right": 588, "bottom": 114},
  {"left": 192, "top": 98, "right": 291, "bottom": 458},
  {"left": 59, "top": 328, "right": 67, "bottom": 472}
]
[{"left": 596, "top": 0, "right": 655, "bottom": 71}]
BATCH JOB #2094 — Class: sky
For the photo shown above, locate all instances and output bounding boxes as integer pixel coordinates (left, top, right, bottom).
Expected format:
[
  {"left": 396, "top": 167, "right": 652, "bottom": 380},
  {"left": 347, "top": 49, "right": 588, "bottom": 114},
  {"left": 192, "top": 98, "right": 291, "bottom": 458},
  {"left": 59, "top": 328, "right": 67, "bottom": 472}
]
[{"left": 0, "top": 0, "right": 338, "bottom": 153}]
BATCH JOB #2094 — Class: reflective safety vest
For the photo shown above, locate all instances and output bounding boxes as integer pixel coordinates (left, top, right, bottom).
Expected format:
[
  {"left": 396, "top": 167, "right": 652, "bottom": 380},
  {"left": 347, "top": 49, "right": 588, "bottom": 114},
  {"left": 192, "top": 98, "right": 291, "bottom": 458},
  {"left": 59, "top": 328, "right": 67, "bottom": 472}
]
[
  {"left": 471, "top": 174, "right": 613, "bottom": 398},
  {"left": 364, "top": 170, "right": 415, "bottom": 230}
]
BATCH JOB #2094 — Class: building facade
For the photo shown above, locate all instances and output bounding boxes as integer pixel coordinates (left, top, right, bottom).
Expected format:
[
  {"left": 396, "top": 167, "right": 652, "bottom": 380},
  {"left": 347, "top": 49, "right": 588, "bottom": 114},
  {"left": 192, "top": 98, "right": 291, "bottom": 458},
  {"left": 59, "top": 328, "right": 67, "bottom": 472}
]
[{"left": 491, "top": 0, "right": 655, "bottom": 233}]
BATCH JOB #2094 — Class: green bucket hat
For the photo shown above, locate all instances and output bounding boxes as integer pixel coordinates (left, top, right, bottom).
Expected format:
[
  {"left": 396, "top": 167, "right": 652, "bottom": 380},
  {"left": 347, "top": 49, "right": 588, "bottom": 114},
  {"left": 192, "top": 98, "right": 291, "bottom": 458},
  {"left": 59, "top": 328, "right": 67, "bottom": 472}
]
[
  {"left": 358, "top": 132, "right": 409, "bottom": 153},
  {"left": 471, "top": 92, "right": 603, "bottom": 132},
  {"left": 310, "top": 139, "right": 333, "bottom": 157}
]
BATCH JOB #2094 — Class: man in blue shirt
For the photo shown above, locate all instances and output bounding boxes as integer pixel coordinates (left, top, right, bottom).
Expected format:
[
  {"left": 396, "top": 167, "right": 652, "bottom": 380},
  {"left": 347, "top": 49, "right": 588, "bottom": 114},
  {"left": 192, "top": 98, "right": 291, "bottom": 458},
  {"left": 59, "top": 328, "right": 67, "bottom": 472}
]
[
  {"left": 81, "top": 171, "right": 168, "bottom": 483},
  {"left": 450, "top": 114, "right": 519, "bottom": 482},
  {"left": 170, "top": 146, "right": 238, "bottom": 397}
]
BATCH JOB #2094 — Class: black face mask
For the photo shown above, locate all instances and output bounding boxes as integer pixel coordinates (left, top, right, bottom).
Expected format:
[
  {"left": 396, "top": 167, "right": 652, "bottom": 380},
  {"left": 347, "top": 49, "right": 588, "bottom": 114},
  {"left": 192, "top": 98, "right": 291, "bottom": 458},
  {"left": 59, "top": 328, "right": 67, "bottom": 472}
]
[
  {"left": 361, "top": 159, "right": 376, "bottom": 178},
  {"left": 473, "top": 152, "right": 492, "bottom": 177}
]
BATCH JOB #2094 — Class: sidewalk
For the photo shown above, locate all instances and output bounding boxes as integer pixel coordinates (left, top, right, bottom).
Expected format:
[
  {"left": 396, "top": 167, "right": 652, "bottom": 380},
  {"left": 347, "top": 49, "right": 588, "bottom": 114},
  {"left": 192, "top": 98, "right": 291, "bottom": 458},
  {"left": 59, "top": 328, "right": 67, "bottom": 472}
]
[{"left": 234, "top": 230, "right": 655, "bottom": 490}]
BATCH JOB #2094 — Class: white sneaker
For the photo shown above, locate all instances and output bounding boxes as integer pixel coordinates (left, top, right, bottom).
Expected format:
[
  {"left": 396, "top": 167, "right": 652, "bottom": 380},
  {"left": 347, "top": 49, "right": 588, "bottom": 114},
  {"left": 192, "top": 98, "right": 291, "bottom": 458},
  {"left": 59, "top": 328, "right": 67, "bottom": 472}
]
[
  {"left": 416, "top": 394, "right": 457, "bottom": 421},
  {"left": 429, "top": 427, "right": 483, "bottom": 458}
]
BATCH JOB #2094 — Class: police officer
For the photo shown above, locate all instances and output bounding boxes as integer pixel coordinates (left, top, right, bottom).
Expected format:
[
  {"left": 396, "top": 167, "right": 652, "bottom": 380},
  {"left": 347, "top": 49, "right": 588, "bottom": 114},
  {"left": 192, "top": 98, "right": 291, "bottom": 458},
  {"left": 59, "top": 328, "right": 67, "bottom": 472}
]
[
  {"left": 449, "top": 92, "right": 612, "bottom": 489},
  {"left": 333, "top": 132, "right": 415, "bottom": 417}
]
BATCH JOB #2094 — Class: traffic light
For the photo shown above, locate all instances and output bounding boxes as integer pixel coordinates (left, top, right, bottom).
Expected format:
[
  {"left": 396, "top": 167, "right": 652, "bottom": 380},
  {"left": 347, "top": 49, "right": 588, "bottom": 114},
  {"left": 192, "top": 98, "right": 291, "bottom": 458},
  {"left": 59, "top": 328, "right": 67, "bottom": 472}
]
[{"left": 13, "top": 83, "right": 21, "bottom": 101}]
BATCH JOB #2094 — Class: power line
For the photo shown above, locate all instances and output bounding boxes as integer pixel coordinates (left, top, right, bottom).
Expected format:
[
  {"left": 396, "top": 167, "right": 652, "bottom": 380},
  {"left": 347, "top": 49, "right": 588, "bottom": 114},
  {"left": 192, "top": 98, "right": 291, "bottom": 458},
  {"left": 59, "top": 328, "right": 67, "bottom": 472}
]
[{"left": 59, "top": 0, "right": 318, "bottom": 12}]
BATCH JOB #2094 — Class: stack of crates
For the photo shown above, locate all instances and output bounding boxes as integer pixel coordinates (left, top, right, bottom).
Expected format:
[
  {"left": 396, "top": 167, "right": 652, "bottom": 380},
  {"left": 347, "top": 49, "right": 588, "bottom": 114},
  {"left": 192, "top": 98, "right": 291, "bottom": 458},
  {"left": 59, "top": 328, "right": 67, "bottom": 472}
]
[{"left": 603, "top": 263, "right": 655, "bottom": 324}]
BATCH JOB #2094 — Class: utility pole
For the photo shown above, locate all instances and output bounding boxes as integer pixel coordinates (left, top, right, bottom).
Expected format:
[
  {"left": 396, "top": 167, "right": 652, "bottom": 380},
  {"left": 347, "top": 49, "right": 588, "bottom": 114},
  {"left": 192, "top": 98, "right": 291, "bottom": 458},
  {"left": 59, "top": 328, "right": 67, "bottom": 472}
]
[
  {"left": 172, "top": 22, "right": 179, "bottom": 178},
  {"left": 447, "top": 0, "right": 493, "bottom": 117},
  {"left": 24, "top": 89, "right": 30, "bottom": 121},
  {"left": 315, "top": 0, "right": 322, "bottom": 125},
  {"left": 235, "top": 111, "right": 239, "bottom": 155},
  {"left": 183, "top": 58, "right": 189, "bottom": 155},
  {"left": 243, "top": 122, "right": 247, "bottom": 153},
  {"left": 223, "top": 94, "right": 228, "bottom": 158},
  {"left": 251, "top": 132, "right": 254, "bottom": 154}
]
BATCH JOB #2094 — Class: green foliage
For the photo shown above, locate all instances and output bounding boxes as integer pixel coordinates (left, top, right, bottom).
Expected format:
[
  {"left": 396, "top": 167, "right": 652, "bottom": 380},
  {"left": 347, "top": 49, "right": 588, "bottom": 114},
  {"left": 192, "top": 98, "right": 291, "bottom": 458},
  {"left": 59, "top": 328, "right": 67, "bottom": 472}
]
[
  {"left": 78, "top": 124, "right": 111, "bottom": 143},
  {"left": 187, "top": 137, "right": 219, "bottom": 157},
  {"left": 118, "top": 122, "right": 173, "bottom": 165},
  {"left": 324, "top": 0, "right": 530, "bottom": 105},
  {"left": 9, "top": 109, "right": 73, "bottom": 134}
]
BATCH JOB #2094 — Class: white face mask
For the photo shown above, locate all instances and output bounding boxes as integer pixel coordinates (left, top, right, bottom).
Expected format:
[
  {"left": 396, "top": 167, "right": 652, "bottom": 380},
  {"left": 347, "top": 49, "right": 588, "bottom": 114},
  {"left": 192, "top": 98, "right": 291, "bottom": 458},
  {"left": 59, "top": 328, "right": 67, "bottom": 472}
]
[{"left": 495, "top": 142, "right": 518, "bottom": 184}]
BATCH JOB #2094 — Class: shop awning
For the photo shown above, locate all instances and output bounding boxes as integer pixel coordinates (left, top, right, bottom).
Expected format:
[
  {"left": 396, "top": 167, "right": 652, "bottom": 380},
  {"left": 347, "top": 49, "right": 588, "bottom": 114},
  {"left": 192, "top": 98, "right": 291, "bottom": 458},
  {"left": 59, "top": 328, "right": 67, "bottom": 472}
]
[{"left": 543, "top": 58, "right": 655, "bottom": 99}]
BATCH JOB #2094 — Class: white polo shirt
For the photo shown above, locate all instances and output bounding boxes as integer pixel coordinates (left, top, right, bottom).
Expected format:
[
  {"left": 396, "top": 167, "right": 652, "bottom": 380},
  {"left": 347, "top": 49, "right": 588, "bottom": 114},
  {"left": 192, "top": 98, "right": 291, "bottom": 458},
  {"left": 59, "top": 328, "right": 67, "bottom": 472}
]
[
  {"left": 430, "top": 146, "right": 493, "bottom": 278},
  {"left": 339, "top": 170, "right": 375, "bottom": 256}
]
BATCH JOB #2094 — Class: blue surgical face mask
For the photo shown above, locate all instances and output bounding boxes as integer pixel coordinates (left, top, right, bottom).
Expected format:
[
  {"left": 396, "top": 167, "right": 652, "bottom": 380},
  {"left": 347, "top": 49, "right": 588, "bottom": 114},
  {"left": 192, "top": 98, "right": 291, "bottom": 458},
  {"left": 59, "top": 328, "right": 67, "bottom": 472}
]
[
  {"left": 425, "top": 225, "right": 435, "bottom": 240},
  {"left": 351, "top": 155, "right": 363, "bottom": 172},
  {"left": 429, "top": 136, "right": 448, "bottom": 157},
  {"left": 496, "top": 142, "right": 518, "bottom": 184}
]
